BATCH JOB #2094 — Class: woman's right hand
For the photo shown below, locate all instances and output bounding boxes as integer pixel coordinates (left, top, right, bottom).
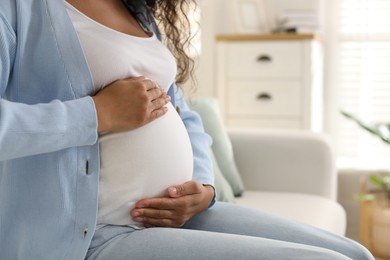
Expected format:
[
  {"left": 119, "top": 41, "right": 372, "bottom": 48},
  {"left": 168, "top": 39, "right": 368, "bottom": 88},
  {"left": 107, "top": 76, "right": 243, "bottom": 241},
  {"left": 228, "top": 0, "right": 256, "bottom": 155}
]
[{"left": 92, "top": 76, "right": 170, "bottom": 134}]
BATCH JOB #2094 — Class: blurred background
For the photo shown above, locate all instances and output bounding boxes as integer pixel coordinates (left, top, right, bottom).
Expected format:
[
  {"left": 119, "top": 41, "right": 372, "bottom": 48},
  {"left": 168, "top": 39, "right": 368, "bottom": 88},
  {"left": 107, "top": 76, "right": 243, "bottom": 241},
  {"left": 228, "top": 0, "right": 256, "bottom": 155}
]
[{"left": 183, "top": 0, "right": 390, "bottom": 252}]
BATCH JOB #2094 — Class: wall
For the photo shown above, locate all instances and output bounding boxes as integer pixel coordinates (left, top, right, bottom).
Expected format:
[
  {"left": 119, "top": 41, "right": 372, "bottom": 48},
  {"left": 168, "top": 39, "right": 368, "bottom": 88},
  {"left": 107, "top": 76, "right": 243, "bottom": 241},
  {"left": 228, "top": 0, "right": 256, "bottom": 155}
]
[
  {"left": 338, "top": 170, "right": 371, "bottom": 241},
  {"left": 189, "top": 0, "right": 217, "bottom": 97},
  {"left": 215, "top": 0, "right": 324, "bottom": 34}
]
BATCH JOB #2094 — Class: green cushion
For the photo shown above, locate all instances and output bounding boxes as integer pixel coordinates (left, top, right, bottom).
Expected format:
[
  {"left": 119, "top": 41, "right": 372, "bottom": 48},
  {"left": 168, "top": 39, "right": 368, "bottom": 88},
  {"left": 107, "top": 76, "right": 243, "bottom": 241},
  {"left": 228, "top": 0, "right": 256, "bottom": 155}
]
[
  {"left": 211, "top": 150, "right": 235, "bottom": 202},
  {"left": 189, "top": 97, "right": 245, "bottom": 196}
]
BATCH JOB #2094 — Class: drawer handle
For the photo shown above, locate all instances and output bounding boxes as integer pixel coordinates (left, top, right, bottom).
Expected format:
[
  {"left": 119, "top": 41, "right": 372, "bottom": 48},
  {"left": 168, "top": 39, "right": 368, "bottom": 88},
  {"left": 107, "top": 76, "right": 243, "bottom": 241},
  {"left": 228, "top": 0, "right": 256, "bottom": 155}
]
[
  {"left": 257, "top": 93, "right": 272, "bottom": 101},
  {"left": 257, "top": 55, "right": 272, "bottom": 62}
]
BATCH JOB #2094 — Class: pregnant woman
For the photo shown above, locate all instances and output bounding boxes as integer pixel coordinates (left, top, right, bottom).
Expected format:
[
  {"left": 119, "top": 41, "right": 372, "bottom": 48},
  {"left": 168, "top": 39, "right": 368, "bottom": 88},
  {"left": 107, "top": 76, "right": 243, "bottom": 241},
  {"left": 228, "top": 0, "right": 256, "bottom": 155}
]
[{"left": 0, "top": 0, "right": 374, "bottom": 259}]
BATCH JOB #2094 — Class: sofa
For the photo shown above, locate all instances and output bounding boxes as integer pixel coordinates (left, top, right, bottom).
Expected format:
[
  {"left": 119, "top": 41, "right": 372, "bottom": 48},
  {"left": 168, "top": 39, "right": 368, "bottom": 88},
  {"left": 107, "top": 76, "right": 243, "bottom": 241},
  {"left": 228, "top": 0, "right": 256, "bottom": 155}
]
[
  {"left": 189, "top": 97, "right": 347, "bottom": 236},
  {"left": 228, "top": 128, "right": 346, "bottom": 236}
]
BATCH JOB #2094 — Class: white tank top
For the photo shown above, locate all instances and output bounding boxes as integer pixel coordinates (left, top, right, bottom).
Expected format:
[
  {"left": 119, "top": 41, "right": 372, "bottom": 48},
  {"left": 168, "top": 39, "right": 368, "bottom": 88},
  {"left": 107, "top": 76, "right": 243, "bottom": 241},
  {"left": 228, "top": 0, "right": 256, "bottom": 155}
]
[{"left": 66, "top": 2, "right": 193, "bottom": 229}]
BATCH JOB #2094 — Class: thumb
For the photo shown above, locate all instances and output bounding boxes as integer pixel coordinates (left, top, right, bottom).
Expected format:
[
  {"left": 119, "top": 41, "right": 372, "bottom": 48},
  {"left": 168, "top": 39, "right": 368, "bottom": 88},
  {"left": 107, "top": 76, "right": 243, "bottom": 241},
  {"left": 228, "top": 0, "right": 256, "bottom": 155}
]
[
  {"left": 167, "top": 185, "right": 183, "bottom": 198},
  {"left": 168, "top": 181, "right": 199, "bottom": 198}
]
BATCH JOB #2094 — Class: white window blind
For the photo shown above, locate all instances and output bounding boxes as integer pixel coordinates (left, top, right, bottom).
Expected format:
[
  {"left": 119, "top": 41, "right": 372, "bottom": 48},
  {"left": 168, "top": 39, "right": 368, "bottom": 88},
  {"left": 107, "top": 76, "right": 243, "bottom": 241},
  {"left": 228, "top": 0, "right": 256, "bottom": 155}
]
[{"left": 333, "top": 0, "right": 390, "bottom": 168}]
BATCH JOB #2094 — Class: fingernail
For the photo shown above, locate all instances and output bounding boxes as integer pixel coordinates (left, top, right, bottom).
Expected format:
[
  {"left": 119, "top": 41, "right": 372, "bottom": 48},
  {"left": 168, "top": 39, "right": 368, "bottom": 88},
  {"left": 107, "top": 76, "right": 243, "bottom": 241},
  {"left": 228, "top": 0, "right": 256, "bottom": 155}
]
[
  {"left": 168, "top": 187, "right": 178, "bottom": 196},
  {"left": 134, "top": 217, "right": 143, "bottom": 222}
]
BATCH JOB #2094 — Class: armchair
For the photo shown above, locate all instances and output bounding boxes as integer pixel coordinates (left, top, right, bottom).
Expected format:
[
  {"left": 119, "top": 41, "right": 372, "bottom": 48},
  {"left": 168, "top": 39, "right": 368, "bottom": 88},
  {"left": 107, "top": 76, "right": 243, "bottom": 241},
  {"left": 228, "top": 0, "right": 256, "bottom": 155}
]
[
  {"left": 189, "top": 97, "right": 346, "bottom": 236},
  {"left": 228, "top": 128, "right": 346, "bottom": 236}
]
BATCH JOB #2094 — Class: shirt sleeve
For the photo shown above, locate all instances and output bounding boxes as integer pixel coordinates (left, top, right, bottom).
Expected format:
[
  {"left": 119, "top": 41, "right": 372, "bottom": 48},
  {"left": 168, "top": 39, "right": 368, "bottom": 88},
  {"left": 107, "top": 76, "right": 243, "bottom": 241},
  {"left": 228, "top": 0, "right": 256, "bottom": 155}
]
[
  {"left": 0, "top": 13, "right": 16, "bottom": 97},
  {"left": 0, "top": 16, "right": 98, "bottom": 161},
  {"left": 172, "top": 86, "right": 216, "bottom": 207},
  {"left": 0, "top": 98, "right": 98, "bottom": 161}
]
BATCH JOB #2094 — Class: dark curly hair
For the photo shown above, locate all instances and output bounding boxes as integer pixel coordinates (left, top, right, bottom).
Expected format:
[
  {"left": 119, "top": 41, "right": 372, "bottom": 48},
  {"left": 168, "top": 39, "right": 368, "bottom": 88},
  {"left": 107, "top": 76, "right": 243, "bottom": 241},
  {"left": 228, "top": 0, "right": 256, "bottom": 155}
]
[{"left": 146, "top": 0, "right": 198, "bottom": 86}]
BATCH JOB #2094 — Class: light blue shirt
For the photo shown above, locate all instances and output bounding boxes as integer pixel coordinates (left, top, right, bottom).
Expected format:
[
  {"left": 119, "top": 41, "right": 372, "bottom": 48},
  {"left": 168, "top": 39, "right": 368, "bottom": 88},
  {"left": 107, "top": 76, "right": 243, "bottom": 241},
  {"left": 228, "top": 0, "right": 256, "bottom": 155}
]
[{"left": 0, "top": 0, "right": 213, "bottom": 259}]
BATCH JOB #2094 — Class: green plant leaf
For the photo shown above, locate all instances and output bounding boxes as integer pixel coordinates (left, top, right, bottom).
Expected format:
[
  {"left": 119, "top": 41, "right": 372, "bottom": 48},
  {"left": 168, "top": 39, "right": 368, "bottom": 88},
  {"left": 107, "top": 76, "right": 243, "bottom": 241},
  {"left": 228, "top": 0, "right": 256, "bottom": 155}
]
[
  {"left": 369, "top": 175, "right": 386, "bottom": 187},
  {"left": 354, "top": 193, "right": 375, "bottom": 202},
  {"left": 376, "top": 125, "right": 390, "bottom": 144},
  {"left": 340, "top": 110, "right": 390, "bottom": 145}
]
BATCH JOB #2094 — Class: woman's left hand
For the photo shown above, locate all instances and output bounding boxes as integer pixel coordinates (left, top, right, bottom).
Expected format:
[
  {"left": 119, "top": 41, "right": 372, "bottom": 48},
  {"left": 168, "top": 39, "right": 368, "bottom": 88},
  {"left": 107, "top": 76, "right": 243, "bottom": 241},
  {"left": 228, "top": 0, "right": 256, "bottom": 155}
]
[{"left": 130, "top": 181, "right": 215, "bottom": 228}]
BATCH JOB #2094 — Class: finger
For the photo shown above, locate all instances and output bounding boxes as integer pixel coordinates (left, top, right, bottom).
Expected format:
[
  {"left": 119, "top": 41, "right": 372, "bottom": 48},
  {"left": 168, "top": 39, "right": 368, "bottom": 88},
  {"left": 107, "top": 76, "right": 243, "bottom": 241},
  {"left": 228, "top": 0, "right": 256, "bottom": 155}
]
[
  {"left": 168, "top": 181, "right": 203, "bottom": 198},
  {"left": 134, "top": 197, "right": 176, "bottom": 210},
  {"left": 150, "top": 106, "right": 168, "bottom": 121},
  {"left": 149, "top": 88, "right": 168, "bottom": 103},
  {"left": 131, "top": 208, "right": 174, "bottom": 221},
  {"left": 140, "top": 217, "right": 178, "bottom": 228},
  {"left": 142, "top": 78, "right": 160, "bottom": 91},
  {"left": 151, "top": 95, "right": 170, "bottom": 110},
  {"left": 139, "top": 211, "right": 190, "bottom": 227}
]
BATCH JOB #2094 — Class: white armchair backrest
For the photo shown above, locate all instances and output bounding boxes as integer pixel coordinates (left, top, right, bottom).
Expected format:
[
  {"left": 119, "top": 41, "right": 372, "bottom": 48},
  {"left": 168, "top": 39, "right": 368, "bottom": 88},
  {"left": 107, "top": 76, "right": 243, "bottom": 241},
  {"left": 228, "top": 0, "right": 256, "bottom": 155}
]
[{"left": 228, "top": 128, "right": 337, "bottom": 201}]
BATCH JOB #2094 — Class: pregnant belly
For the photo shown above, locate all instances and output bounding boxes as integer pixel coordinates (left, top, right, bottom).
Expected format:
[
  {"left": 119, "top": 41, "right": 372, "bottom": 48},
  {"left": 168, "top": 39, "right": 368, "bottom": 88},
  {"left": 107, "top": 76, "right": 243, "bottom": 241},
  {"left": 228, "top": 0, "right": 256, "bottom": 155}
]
[{"left": 97, "top": 103, "right": 193, "bottom": 228}]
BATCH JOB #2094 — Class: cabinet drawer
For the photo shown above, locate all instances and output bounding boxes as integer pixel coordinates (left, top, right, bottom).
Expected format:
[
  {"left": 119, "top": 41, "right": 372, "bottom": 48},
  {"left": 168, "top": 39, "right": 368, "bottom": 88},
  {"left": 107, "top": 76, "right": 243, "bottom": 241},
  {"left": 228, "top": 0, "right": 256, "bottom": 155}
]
[
  {"left": 227, "top": 41, "right": 302, "bottom": 78},
  {"left": 228, "top": 81, "right": 302, "bottom": 116}
]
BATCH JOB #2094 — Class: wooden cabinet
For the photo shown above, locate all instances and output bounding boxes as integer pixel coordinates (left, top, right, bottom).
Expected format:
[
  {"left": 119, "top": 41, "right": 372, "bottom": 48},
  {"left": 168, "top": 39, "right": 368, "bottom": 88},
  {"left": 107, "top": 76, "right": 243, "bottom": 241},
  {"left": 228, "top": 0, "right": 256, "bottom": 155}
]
[{"left": 216, "top": 34, "right": 323, "bottom": 131}]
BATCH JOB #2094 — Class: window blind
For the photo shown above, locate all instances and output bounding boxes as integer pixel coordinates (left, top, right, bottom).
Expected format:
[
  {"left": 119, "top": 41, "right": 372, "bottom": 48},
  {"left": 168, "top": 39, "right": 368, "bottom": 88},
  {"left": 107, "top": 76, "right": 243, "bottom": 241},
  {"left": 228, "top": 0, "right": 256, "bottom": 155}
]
[{"left": 334, "top": 0, "right": 390, "bottom": 167}]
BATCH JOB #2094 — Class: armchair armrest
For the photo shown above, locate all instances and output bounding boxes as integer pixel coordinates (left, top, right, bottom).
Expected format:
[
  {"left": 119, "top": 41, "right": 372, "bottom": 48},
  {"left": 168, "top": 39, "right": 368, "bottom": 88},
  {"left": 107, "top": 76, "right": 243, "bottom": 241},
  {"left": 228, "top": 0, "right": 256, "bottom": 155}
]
[{"left": 228, "top": 128, "right": 337, "bottom": 200}]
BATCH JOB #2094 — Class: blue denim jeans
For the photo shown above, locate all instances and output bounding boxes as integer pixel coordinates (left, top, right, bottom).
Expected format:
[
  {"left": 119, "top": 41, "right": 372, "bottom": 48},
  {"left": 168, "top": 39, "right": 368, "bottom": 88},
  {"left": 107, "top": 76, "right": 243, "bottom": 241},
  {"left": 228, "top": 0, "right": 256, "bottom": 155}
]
[{"left": 86, "top": 202, "right": 373, "bottom": 260}]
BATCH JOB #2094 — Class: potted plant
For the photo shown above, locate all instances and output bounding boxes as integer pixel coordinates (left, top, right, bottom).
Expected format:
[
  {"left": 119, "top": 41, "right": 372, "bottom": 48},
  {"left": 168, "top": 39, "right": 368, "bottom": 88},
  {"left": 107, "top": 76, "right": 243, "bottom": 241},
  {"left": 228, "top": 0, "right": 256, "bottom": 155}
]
[{"left": 341, "top": 111, "right": 390, "bottom": 258}]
